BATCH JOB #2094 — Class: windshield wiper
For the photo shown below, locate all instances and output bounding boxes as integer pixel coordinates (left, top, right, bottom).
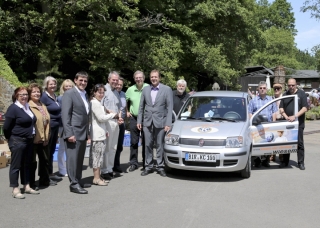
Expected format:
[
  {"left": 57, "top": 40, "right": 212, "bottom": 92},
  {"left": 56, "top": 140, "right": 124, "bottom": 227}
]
[{"left": 209, "top": 117, "right": 236, "bottom": 122}]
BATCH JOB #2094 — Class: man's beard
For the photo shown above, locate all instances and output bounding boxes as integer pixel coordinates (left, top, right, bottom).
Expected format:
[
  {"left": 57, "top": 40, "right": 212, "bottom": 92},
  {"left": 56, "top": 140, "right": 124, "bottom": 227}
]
[{"left": 177, "top": 89, "right": 185, "bottom": 94}]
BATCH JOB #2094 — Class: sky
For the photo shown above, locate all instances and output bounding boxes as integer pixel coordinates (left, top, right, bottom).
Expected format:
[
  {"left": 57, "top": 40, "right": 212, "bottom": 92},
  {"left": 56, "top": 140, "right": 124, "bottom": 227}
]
[{"left": 279, "top": 1, "right": 320, "bottom": 52}]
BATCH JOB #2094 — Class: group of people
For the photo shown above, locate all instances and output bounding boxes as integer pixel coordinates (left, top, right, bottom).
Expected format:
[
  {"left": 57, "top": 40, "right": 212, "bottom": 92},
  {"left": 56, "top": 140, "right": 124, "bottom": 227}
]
[
  {"left": 248, "top": 79, "right": 308, "bottom": 170},
  {"left": 3, "top": 69, "right": 190, "bottom": 197}
]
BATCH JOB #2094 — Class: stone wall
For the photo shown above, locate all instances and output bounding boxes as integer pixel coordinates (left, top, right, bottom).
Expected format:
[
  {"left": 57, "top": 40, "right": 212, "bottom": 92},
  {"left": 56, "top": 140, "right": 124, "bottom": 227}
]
[{"left": 0, "top": 77, "right": 16, "bottom": 113}]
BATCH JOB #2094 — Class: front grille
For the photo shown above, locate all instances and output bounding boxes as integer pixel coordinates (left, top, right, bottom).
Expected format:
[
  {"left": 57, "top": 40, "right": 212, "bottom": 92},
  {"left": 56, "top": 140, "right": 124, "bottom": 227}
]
[
  {"left": 180, "top": 138, "right": 226, "bottom": 146},
  {"left": 167, "top": 156, "right": 179, "bottom": 164},
  {"left": 182, "top": 159, "right": 220, "bottom": 167},
  {"left": 223, "top": 160, "right": 238, "bottom": 166}
]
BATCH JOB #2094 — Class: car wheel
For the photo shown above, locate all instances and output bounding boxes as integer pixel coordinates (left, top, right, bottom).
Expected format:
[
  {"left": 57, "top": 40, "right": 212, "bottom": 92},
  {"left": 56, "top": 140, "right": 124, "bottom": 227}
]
[{"left": 240, "top": 153, "right": 251, "bottom": 178}]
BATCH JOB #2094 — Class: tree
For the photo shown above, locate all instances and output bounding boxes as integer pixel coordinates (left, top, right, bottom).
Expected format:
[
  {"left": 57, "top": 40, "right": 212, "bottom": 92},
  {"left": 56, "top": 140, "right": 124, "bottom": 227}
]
[{"left": 302, "top": 0, "right": 320, "bottom": 20}]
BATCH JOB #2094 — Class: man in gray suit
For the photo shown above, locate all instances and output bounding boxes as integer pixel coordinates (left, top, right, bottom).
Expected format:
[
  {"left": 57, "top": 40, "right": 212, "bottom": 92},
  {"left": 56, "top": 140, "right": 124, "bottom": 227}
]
[
  {"left": 137, "top": 69, "right": 173, "bottom": 177},
  {"left": 61, "top": 71, "right": 91, "bottom": 194}
]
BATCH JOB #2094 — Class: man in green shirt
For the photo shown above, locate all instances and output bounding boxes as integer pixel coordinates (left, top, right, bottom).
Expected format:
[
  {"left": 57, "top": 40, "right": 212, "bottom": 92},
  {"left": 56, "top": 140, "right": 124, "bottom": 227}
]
[{"left": 126, "top": 70, "right": 148, "bottom": 171}]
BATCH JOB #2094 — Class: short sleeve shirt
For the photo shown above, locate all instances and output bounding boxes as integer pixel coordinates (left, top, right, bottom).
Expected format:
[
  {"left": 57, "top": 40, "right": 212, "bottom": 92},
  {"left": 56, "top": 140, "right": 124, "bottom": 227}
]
[{"left": 248, "top": 95, "right": 278, "bottom": 122}]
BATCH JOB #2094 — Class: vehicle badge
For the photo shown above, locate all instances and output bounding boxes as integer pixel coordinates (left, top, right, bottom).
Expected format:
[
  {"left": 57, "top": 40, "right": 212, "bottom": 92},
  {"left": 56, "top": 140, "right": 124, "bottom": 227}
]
[{"left": 199, "top": 139, "right": 205, "bottom": 147}]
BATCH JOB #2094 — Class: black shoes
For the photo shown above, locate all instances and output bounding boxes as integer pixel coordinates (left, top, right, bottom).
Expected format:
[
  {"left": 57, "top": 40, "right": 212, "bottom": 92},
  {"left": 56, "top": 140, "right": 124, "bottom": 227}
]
[
  {"left": 70, "top": 186, "right": 88, "bottom": 194},
  {"left": 255, "top": 162, "right": 262, "bottom": 168},
  {"left": 298, "top": 164, "right": 305, "bottom": 170},
  {"left": 157, "top": 170, "right": 167, "bottom": 177},
  {"left": 39, "top": 179, "right": 57, "bottom": 187},
  {"left": 113, "top": 167, "right": 123, "bottom": 173},
  {"left": 141, "top": 169, "right": 154, "bottom": 176},
  {"left": 128, "top": 165, "right": 138, "bottom": 172},
  {"left": 279, "top": 163, "right": 289, "bottom": 168},
  {"left": 101, "top": 173, "right": 113, "bottom": 181},
  {"left": 80, "top": 183, "right": 91, "bottom": 188}
]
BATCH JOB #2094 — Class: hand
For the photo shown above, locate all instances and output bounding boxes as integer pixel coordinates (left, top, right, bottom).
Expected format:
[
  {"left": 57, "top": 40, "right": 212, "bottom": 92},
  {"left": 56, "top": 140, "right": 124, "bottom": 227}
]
[
  {"left": 87, "top": 138, "right": 91, "bottom": 145},
  {"left": 106, "top": 132, "right": 109, "bottom": 137},
  {"left": 287, "top": 116, "right": 295, "bottom": 122},
  {"left": 113, "top": 113, "right": 119, "bottom": 119},
  {"left": 68, "top": 136, "right": 76, "bottom": 143},
  {"left": 137, "top": 124, "right": 142, "bottom": 131},
  {"left": 118, "top": 118, "right": 124, "bottom": 125},
  {"left": 127, "top": 112, "right": 132, "bottom": 118},
  {"left": 164, "top": 126, "right": 171, "bottom": 132}
]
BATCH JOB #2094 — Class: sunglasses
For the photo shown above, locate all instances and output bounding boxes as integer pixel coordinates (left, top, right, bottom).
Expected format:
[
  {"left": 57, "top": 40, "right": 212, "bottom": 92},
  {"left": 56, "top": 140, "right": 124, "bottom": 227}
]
[
  {"left": 273, "top": 87, "right": 281, "bottom": 91},
  {"left": 288, "top": 84, "right": 296, "bottom": 87},
  {"left": 259, "top": 87, "right": 266, "bottom": 89}
]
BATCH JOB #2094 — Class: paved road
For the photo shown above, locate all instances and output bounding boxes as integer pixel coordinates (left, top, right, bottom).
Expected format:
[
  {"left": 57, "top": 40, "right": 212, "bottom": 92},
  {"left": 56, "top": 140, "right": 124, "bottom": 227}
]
[{"left": 0, "top": 121, "right": 320, "bottom": 228}]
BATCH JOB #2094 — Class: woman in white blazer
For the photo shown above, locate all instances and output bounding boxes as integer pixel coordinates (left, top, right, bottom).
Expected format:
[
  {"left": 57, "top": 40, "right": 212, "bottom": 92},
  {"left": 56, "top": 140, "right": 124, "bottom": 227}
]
[{"left": 90, "top": 84, "right": 118, "bottom": 186}]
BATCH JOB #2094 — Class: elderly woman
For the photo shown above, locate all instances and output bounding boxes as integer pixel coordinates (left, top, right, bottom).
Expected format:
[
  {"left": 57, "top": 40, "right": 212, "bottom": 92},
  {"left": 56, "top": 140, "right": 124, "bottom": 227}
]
[
  {"left": 90, "top": 84, "right": 118, "bottom": 186},
  {"left": 3, "top": 87, "right": 38, "bottom": 199},
  {"left": 40, "top": 76, "right": 62, "bottom": 181},
  {"left": 27, "top": 83, "right": 53, "bottom": 187},
  {"left": 56, "top": 79, "right": 75, "bottom": 177}
]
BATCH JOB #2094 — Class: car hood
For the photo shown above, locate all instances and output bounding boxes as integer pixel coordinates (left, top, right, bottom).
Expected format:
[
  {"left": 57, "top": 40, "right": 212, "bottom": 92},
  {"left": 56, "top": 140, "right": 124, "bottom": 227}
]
[{"left": 171, "top": 120, "right": 247, "bottom": 139}]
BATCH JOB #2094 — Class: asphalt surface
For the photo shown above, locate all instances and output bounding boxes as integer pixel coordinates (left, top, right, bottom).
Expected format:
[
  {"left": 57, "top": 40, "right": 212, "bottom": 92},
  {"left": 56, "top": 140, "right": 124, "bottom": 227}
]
[{"left": 0, "top": 121, "right": 320, "bottom": 228}]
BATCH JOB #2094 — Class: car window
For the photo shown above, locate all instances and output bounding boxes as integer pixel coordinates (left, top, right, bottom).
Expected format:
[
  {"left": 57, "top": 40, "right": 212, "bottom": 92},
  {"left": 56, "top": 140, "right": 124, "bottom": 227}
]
[{"left": 179, "top": 96, "right": 247, "bottom": 121}]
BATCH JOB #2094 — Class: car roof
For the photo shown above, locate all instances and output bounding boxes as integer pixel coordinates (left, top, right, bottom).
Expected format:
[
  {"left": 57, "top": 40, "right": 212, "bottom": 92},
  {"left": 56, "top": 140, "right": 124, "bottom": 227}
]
[{"left": 190, "top": 91, "right": 248, "bottom": 98}]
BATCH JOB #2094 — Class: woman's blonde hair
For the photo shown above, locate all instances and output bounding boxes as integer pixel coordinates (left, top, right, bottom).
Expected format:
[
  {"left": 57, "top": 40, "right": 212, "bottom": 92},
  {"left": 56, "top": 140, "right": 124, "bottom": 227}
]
[{"left": 59, "top": 79, "right": 75, "bottom": 95}]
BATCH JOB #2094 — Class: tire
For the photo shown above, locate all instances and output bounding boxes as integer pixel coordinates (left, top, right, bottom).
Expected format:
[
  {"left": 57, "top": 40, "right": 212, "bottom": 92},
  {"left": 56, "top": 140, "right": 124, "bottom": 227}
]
[{"left": 240, "top": 153, "right": 251, "bottom": 178}]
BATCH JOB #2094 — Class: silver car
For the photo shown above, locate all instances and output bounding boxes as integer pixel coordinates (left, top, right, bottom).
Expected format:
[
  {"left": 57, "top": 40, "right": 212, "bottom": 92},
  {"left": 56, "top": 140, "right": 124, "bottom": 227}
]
[{"left": 164, "top": 91, "right": 299, "bottom": 178}]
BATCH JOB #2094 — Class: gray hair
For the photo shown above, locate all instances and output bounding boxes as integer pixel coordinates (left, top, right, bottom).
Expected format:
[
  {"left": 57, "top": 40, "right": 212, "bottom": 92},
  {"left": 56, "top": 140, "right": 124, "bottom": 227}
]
[
  {"left": 177, "top": 79, "right": 187, "bottom": 87},
  {"left": 43, "top": 76, "right": 57, "bottom": 90},
  {"left": 133, "top": 70, "right": 145, "bottom": 79},
  {"left": 108, "top": 71, "right": 120, "bottom": 79},
  {"left": 258, "top": 81, "right": 267, "bottom": 87}
]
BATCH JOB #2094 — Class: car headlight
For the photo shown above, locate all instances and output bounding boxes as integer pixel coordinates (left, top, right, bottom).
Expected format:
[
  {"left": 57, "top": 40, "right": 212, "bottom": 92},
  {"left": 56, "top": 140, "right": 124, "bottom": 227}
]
[
  {"left": 226, "top": 136, "right": 243, "bottom": 148},
  {"left": 165, "top": 134, "right": 179, "bottom": 146}
]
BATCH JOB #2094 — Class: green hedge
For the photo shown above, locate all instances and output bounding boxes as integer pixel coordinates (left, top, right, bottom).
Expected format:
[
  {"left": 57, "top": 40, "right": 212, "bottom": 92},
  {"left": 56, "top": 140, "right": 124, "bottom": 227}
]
[{"left": 0, "top": 53, "right": 23, "bottom": 87}]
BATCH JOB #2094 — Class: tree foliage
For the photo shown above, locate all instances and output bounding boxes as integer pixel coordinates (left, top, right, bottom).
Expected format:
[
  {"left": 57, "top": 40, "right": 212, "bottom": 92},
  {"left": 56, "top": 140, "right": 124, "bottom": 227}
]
[{"left": 0, "top": 0, "right": 318, "bottom": 91}]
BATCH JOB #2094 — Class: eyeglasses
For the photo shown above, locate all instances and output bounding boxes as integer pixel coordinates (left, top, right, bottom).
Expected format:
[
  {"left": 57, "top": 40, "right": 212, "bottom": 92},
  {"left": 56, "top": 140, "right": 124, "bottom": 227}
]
[
  {"left": 259, "top": 87, "right": 266, "bottom": 90},
  {"left": 18, "top": 94, "right": 28, "bottom": 97},
  {"left": 273, "top": 87, "right": 281, "bottom": 91},
  {"left": 288, "top": 84, "right": 296, "bottom": 87}
]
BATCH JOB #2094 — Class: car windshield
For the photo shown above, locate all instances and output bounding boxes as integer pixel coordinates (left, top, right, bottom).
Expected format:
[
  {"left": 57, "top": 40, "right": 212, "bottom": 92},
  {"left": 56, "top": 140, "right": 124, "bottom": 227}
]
[{"left": 179, "top": 96, "right": 247, "bottom": 121}]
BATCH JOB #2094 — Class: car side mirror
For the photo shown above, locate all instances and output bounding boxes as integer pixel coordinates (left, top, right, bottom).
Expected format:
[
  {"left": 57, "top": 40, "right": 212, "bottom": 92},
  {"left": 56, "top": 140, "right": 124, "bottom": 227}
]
[{"left": 252, "top": 114, "right": 268, "bottom": 126}]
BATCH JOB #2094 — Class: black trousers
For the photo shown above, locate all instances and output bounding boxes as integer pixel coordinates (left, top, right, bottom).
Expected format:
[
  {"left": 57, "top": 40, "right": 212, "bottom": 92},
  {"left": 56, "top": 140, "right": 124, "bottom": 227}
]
[
  {"left": 114, "top": 123, "right": 125, "bottom": 170},
  {"left": 30, "top": 143, "right": 50, "bottom": 187},
  {"left": 283, "top": 125, "right": 305, "bottom": 165},
  {"left": 48, "top": 125, "right": 59, "bottom": 174},
  {"left": 8, "top": 136, "right": 33, "bottom": 187},
  {"left": 129, "top": 116, "right": 145, "bottom": 168}
]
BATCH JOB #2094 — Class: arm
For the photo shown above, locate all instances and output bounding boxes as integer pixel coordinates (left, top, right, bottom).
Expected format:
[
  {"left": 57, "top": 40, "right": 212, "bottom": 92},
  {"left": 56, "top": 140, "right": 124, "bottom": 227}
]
[
  {"left": 61, "top": 91, "right": 74, "bottom": 139},
  {"left": 137, "top": 91, "right": 145, "bottom": 130},
  {"left": 3, "top": 106, "right": 15, "bottom": 140},
  {"left": 165, "top": 87, "right": 173, "bottom": 131},
  {"left": 125, "top": 90, "right": 132, "bottom": 118},
  {"left": 272, "top": 102, "right": 278, "bottom": 121},
  {"left": 91, "top": 100, "right": 116, "bottom": 122}
]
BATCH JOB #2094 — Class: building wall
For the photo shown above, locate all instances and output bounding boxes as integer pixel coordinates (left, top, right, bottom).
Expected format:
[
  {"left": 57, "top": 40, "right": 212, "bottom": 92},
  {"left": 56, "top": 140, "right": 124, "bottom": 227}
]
[{"left": 0, "top": 77, "right": 16, "bottom": 113}]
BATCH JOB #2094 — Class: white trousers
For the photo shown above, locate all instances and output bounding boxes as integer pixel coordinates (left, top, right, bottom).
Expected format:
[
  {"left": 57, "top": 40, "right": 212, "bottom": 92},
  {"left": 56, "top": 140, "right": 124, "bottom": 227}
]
[
  {"left": 101, "top": 120, "right": 119, "bottom": 174},
  {"left": 58, "top": 136, "right": 67, "bottom": 175}
]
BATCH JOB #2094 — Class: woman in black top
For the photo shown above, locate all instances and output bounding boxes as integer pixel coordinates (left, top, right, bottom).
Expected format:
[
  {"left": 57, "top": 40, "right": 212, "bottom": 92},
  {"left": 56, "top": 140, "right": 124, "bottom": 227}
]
[
  {"left": 40, "top": 76, "right": 62, "bottom": 181},
  {"left": 3, "top": 87, "right": 39, "bottom": 199}
]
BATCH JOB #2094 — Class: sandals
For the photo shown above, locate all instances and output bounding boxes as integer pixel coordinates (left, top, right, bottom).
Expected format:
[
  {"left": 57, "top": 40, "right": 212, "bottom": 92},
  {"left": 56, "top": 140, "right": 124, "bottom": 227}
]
[
  {"left": 93, "top": 179, "right": 108, "bottom": 186},
  {"left": 12, "top": 191, "right": 25, "bottom": 199},
  {"left": 24, "top": 188, "right": 40, "bottom": 194}
]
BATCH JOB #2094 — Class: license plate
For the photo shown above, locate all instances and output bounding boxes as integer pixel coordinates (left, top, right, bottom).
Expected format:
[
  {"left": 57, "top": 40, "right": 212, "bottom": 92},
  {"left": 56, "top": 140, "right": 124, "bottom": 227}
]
[{"left": 185, "top": 153, "right": 216, "bottom": 162}]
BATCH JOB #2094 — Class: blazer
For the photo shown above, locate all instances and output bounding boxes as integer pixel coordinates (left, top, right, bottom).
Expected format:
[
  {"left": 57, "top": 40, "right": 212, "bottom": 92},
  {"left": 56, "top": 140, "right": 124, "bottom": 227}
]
[
  {"left": 29, "top": 100, "right": 50, "bottom": 144},
  {"left": 61, "top": 87, "right": 90, "bottom": 141},
  {"left": 90, "top": 98, "right": 116, "bottom": 141},
  {"left": 137, "top": 83, "right": 173, "bottom": 128}
]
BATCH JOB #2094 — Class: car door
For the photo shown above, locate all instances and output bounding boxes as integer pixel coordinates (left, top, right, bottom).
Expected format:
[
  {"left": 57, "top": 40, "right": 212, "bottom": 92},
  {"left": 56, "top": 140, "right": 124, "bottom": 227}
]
[{"left": 249, "top": 95, "right": 298, "bottom": 157}]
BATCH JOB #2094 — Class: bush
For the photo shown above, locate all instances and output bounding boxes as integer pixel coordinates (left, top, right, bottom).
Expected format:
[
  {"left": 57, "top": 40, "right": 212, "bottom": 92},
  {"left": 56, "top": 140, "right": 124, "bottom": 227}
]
[{"left": 0, "top": 53, "right": 23, "bottom": 87}]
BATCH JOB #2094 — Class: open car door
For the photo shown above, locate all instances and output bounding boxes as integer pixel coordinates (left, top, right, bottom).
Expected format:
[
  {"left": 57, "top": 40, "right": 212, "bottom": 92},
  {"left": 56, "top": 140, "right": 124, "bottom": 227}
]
[{"left": 249, "top": 95, "right": 299, "bottom": 157}]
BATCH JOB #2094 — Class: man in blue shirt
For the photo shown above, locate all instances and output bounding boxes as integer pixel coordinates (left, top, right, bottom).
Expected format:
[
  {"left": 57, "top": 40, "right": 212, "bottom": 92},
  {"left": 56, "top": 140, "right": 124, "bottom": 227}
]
[{"left": 248, "top": 81, "right": 277, "bottom": 167}]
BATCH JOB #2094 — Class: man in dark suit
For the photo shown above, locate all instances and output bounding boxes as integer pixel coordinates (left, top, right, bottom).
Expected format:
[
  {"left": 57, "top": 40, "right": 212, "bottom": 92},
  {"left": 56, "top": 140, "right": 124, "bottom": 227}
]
[
  {"left": 137, "top": 70, "right": 173, "bottom": 177},
  {"left": 61, "top": 71, "right": 91, "bottom": 194}
]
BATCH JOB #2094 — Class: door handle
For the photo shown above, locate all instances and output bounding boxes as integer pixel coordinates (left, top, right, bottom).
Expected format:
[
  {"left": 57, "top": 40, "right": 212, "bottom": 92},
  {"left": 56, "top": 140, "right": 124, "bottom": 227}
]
[{"left": 286, "top": 125, "right": 295, "bottom": 129}]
